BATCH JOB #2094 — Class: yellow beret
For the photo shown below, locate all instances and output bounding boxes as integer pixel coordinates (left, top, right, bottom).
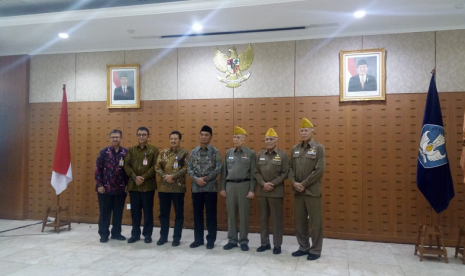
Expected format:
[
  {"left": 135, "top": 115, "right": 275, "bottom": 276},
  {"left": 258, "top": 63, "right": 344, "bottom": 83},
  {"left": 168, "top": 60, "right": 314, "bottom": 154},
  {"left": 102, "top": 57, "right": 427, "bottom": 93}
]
[
  {"left": 300, "top": 118, "right": 314, "bottom": 128},
  {"left": 265, "top": 128, "right": 278, "bottom": 138},
  {"left": 234, "top": 126, "right": 247, "bottom": 136}
]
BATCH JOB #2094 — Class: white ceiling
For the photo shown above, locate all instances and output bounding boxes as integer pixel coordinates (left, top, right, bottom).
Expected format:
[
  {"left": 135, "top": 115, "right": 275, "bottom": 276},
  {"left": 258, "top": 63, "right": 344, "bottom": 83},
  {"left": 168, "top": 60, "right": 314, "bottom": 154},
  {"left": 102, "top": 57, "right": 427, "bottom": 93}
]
[{"left": 0, "top": 0, "right": 464, "bottom": 56}]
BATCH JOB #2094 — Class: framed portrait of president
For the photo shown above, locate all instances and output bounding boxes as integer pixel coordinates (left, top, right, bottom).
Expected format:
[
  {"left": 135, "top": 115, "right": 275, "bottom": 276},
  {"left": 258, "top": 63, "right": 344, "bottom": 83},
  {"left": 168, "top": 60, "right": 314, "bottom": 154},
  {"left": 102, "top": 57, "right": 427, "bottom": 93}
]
[
  {"left": 107, "top": 64, "right": 140, "bottom": 108},
  {"left": 339, "top": 48, "right": 385, "bottom": 102}
]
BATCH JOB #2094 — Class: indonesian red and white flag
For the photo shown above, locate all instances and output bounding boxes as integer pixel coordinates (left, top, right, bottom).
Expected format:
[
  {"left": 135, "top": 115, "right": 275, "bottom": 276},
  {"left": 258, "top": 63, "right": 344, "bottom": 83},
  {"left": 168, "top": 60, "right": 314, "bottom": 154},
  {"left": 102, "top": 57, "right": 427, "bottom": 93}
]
[{"left": 51, "top": 86, "right": 72, "bottom": 195}]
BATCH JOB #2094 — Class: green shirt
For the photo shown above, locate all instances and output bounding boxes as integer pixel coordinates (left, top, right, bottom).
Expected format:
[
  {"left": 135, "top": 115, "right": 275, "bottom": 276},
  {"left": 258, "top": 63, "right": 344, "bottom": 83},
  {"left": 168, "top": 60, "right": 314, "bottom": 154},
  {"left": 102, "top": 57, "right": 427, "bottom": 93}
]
[
  {"left": 254, "top": 147, "right": 289, "bottom": 198},
  {"left": 124, "top": 144, "right": 159, "bottom": 192},
  {"left": 220, "top": 145, "right": 256, "bottom": 192},
  {"left": 155, "top": 147, "right": 189, "bottom": 193},
  {"left": 288, "top": 139, "right": 325, "bottom": 197}
]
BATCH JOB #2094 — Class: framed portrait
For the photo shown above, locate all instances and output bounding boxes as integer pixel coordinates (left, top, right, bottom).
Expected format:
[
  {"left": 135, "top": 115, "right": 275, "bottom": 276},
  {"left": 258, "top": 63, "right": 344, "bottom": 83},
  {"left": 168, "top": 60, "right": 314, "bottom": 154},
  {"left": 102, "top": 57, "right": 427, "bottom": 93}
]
[
  {"left": 107, "top": 64, "right": 140, "bottom": 108},
  {"left": 339, "top": 48, "right": 386, "bottom": 102}
]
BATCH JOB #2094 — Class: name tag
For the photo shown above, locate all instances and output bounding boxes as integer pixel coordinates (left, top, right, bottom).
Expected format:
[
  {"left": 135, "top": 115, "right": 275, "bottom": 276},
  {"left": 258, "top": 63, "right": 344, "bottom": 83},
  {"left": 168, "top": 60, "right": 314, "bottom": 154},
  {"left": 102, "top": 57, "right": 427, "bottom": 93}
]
[
  {"left": 260, "top": 158, "right": 265, "bottom": 161},
  {"left": 295, "top": 151, "right": 300, "bottom": 154},
  {"left": 119, "top": 158, "right": 124, "bottom": 166},
  {"left": 229, "top": 156, "right": 234, "bottom": 159}
]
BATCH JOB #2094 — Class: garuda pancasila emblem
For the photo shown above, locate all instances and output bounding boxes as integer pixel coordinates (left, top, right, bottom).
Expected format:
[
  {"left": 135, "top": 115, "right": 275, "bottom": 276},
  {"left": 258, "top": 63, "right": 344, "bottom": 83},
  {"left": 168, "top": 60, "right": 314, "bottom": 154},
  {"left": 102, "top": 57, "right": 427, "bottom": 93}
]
[{"left": 213, "top": 44, "right": 254, "bottom": 88}]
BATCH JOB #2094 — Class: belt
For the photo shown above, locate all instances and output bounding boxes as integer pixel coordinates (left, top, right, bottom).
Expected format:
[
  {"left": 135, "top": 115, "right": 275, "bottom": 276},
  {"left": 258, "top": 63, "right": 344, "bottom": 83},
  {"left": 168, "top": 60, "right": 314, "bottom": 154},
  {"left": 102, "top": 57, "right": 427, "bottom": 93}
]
[{"left": 227, "top": 179, "right": 251, "bottom": 183}]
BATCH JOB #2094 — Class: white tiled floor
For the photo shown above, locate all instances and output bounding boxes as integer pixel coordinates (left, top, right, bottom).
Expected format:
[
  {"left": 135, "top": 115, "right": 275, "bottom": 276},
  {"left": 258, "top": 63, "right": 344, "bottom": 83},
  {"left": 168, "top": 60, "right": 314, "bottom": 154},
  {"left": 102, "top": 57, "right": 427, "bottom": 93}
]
[{"left": 0, "top": 219, "right": 464, "bottom": 276}]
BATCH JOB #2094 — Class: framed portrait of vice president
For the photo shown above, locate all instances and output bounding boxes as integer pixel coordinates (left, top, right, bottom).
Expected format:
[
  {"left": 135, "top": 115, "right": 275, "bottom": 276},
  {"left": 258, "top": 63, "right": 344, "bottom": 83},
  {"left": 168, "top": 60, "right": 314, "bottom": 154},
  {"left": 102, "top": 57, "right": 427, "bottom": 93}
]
[
  {"left": 339, "top": 48, "right": 386, "bottom": 102},
  {"left": 107, "top": 64, "right": 140, "bottom": 108}
]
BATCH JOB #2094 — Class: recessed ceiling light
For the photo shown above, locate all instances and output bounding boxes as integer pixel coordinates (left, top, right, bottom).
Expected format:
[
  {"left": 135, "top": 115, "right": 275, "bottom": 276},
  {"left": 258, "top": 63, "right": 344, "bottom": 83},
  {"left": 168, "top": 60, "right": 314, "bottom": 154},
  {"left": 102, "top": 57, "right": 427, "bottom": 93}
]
[
  {"left": 354, "top": 10, "right": 366, "bottom": 18},
  {"left": 192, "top": 23, "right": 203, "bottom": 32},
  {"left": 59, "top": 33, "right": 69, "bottom": 39}
]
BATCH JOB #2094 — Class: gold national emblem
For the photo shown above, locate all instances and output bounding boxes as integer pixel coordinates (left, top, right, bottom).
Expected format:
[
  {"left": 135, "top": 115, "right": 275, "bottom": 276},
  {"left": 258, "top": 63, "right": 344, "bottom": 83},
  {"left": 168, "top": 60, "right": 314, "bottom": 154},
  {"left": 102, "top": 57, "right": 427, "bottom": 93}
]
[{"left": 213, "top": 44, "right": 254, "bottom": 88}]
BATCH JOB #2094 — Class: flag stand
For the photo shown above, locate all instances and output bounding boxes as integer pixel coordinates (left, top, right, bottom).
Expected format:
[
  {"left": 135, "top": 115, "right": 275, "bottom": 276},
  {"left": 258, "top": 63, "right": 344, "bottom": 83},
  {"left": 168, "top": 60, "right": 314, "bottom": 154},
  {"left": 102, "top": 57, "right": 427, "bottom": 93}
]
[
  {"left": 41, "top": 193, "right": 71, "bottom": 233},
  {"left": 414, "top": 224, "right": 448, "bottom": 263}
]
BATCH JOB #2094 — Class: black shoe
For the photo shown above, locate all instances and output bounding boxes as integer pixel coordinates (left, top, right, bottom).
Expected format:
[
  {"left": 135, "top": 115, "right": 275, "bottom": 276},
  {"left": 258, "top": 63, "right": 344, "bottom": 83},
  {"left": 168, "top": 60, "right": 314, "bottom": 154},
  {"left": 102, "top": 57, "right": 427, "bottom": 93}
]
[
  {"left": 240, "top": 244, "right": 249, "bottom": 251},
  {"left": 223, "top": 243, "right": 238, "bottom": 250},
  {"left": 127, "top": 236, "right": 140, "bottom": 243},
  {"left": 172, "top": 240, "right": 180, "bottom": 247},
  {"left": 256, "top": 244, "right": 271, "bottom": 252},
  {"left": 189, "top": 241, "right": 204, "bottom": 248},
  {"left": 156, "top": 237, "right": 167, "bottom": 245},
  {"left": 273, "top": 246, "right": 281, "bottom": 255},
  {"left": 292, "top": 250, "right": 309, "bottom": 257},
  {"left": 144, "top": 236, "right": 152, "bottom": 244},
  {"left": 307, "top": 253, "right": 320, "bottom": 261},
  {"left": 110, "top": 235, "right": 126, "bottom": 241},
  {"left": 206, "top": 243, "right": 214, "bottom": 249},
  {"left": 100, "top": 237, "right": 108, "bottom": 243}
]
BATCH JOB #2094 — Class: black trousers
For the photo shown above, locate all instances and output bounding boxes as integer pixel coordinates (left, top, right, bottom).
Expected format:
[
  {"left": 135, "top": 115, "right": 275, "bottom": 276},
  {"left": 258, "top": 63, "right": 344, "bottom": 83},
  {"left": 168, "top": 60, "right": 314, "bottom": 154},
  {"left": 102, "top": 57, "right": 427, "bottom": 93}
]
[
  {"left": 192, "top": 192, "right": 217, "bottom": 244},
  {"left": 129, "top": 190, "right": 155, "bottom": 238},
  {"left": 158, "top": 192, "right": 185, "bottom": 241},
  {"left": 97, "top": 192, "right": 127, "bottom": 239}
]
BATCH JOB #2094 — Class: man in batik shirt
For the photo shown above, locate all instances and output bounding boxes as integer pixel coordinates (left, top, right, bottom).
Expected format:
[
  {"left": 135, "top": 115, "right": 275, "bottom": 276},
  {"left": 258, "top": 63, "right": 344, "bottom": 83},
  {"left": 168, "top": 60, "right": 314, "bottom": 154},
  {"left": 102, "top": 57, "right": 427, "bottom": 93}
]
[
  {"left": 155, "top": 131, "right": 189, "bottom": 247},
  {"left": 187, "top": 125, "right": 222, "bottom": 249},
  {"left": 95, "top": 129, "right": 128, "bottom": 243}
]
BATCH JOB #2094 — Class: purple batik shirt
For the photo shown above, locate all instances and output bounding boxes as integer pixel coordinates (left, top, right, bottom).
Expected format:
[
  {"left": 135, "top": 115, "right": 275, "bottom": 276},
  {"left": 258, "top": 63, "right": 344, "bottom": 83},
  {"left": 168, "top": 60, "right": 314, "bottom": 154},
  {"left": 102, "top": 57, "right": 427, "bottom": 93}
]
[{"left": 95, "top": 146, "right": 129, "bottom": 195}]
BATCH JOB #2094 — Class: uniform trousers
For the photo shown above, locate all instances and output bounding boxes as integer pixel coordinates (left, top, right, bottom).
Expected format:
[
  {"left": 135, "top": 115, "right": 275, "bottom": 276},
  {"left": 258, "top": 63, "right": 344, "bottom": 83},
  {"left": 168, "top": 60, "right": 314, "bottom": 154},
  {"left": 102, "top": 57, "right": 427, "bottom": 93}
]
[
  {"left": 294, "top": 193, "right": 323, "bottom": 255},
  {"left": 129, "top": 190, "right": 155, "bottom": 238},
  {"left": 226, "top": 182, "right": 251, "bottom": 245},
  {"left": 97, "top": 193, "right": 127, "bottom": 239},
  {"left": 258, "top": 196, "right": 284, "bottom": 247},
  {"left": 158, "top": 192, "right": 185, "bottom": 241},
  {"left": 192, "top": 192, "right": 217, "bottom": 244}
]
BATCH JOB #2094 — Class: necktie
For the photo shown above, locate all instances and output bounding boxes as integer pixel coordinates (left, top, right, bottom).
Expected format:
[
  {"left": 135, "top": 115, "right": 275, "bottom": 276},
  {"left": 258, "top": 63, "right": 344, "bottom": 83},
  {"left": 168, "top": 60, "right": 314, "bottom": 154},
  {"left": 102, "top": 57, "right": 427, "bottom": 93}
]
[
  {"left": 123, "top": 87, "right": 126, "bottom": 95},
  {"left": 361, "top": 77, "right": 365, "bottom": 89}
]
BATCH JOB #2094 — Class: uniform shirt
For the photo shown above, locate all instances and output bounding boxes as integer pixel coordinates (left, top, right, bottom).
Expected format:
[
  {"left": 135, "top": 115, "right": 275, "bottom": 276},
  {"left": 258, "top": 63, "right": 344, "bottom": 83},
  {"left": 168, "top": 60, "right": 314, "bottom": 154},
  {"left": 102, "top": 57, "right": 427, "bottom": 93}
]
[
  {"left": 124, "top": 144, "right": 159, "bottom": 192},
  {"left": 187, "top": 144, "right": 222, "bottom": 193},
  {"left": 155, "top": 147, "right": 189, "bottom": 193},
  {"left": 254, "top": 147, "right": 289, "bottom": 198},
  {"left": 220, "top": 145, "right": 256, "bottom": 192},
  {"left": 288, "top": 139, "right": 326, "bottom": 197},
  {"left": 95, "top": 146, "right": 129, "bottom": 195}
]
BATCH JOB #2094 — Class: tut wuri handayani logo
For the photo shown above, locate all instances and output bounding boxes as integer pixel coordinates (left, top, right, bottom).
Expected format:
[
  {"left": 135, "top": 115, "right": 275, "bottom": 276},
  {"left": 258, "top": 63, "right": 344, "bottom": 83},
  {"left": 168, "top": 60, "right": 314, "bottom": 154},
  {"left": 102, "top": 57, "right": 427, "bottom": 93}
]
[{"left": 418, "top": 124, "right": 448, "bottom": 168}]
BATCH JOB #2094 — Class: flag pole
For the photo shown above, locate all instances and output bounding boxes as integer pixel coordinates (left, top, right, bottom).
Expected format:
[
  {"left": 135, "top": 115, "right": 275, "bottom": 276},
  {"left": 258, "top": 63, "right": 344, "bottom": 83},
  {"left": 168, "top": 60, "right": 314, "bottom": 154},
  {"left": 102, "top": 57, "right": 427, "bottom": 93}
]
[{"left": 41, "top": 84, "right": 72, "bottom": 233}]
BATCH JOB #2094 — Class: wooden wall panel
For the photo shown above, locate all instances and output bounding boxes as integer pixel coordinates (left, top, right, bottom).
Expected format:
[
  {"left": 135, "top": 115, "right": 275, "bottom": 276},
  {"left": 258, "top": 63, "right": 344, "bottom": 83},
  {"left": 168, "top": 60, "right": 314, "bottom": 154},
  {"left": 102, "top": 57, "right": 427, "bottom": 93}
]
[
  {"left": 25, "top": 93, "right": 465, "bottom": 246},
  {"left": 0, "top": 55, "right": 29, "bottom": 219},
  {"left": 361, "top": 95, "right": 431, "bottom": 240}
]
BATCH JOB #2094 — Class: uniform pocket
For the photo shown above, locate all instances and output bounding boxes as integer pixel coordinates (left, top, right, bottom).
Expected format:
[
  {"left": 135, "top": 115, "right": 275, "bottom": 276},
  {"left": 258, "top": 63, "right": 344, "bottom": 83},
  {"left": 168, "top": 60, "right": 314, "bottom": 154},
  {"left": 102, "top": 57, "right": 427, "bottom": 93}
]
[
  {"left": 226, "top": 157, "right": 235, "bottom": 169},
  {"left": 272, "top": 160, "right": 282, "bottom": 165},
  {"left": 258, "top": 159, "right": 267, "bottom": 165}
]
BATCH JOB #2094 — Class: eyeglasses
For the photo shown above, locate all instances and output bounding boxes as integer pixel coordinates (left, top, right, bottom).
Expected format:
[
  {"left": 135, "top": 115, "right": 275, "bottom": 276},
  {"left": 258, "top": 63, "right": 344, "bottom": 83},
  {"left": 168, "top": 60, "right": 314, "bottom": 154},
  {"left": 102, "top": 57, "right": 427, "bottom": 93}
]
[
  {"left": 136, "top": 134, "right": 148, "bottom": 137},
  {"left": 110, "top": 136, "right": 121, "bottom": 139}
]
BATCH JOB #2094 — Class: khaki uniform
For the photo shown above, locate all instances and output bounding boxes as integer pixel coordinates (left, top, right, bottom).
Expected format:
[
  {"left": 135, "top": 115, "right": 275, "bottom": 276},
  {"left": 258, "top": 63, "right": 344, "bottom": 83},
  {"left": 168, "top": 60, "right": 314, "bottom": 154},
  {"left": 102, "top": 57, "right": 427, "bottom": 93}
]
[
  {"left": 254, "top": 148, "right": 288, "bottom": 247},
  {"left": 220, "top": 145, "right": 256, "bottom": 245},
  {"left": 289, "top": 139, "right": 325, "bottom": 255}
]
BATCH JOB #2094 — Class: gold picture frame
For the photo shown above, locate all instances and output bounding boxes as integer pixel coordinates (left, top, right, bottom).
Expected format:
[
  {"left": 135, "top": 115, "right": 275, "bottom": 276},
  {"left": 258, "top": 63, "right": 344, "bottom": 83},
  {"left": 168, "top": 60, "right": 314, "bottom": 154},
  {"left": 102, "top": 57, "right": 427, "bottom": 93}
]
[
  {"left": 339, "top": 48, "right": 385, "bottom": 102},
  {"left": 107, "top": 64, "right": 140, "bottom": 108}
]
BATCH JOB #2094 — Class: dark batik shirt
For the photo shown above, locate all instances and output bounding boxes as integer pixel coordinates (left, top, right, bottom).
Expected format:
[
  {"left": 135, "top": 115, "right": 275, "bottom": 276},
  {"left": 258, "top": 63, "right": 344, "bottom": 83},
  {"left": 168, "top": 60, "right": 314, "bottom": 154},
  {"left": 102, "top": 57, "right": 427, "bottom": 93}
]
[
  {"left": 187, "top": 144, "right": 222, "bottom": 193},
  {"left": 95, "top": 146, "right": 129, "bottom": 195}
]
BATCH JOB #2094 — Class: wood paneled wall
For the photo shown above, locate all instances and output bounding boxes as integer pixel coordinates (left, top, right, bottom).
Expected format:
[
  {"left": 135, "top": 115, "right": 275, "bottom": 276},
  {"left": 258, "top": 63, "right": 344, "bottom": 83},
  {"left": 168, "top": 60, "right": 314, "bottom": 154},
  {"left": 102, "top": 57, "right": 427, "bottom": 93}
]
[
  {"left": 27, "top": 94, "right": 465, "bottom": 245},
  {"left": 0, "top": 55, "right": 30, "bottom": 219}
]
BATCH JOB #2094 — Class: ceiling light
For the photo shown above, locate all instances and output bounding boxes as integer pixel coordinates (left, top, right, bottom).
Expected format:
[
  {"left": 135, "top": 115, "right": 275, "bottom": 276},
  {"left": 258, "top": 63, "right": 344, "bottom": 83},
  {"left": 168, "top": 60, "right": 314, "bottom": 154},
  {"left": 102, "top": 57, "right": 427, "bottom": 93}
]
[
  {"left": 192, "top": 23, "right": 203, "bottom": 32},
  {"left": 354, "top": 10, "right": 366, "bottom": 18},
  {"left": 59, "top": 33, "right": 69, "bottom": 39}
]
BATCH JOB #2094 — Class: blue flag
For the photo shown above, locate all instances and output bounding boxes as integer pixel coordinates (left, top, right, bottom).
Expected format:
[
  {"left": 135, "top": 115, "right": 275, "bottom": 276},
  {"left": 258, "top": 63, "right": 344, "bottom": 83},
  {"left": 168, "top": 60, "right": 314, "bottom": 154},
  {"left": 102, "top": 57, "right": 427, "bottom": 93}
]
[{"left": 417, "top": 73, "right": 454, "bottom": 213}]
